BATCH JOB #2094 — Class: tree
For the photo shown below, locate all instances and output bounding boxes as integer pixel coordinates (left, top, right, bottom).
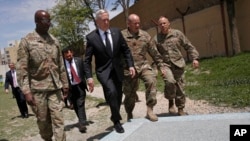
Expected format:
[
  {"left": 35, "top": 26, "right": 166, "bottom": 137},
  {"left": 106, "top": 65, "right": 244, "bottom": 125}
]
[
  {"left": 86, "top": 0, "right": 108, "bottom": 9},
  {"left": 49, "top": 0, "right": 137, "bottom": 56},
  {"left": 226, "top": 0, "right": 241, "bottom": 55},
  {"left": 111, "top": 0, "right": 137, "bottom": 22},
  {"left": 49, "top": 0, "right": 91, "bottom": 56},
  {"left": 82, "top": 0, "right": 110, "bottom": 28}
]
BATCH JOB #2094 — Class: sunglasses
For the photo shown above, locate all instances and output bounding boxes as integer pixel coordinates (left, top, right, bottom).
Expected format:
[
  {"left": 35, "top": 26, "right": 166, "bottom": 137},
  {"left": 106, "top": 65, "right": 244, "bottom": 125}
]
[{"left": 40, "top": 19, "right": 51, "bottom": 24}]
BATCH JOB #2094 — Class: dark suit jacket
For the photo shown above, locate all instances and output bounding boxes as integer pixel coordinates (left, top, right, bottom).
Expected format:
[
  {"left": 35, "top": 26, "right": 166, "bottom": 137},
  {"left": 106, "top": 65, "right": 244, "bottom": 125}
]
[
  {"left": 64, "top": 57, "right": 87, "bottom": 90},
  {"left": 4, "top": 70, "right": 15, "bottom": 91},
  {"left": 84, "top": 28, "right": 134, "bottom": 84}
]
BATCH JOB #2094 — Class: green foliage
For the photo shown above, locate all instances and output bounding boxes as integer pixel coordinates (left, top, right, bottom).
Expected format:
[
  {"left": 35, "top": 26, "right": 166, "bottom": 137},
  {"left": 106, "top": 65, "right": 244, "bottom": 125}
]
[{"left": 49, "top": 0, "right": 92, "bottom": 56}]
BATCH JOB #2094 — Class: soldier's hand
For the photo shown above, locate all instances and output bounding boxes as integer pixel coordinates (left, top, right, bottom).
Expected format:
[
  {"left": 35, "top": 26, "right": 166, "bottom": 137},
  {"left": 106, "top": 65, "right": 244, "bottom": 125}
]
[
  {"left": 129, "top": 67, "right": 136, "bottom": 78},
  {"left": 160, "top": 67, "right": 167, "bottom": 78},
  {"left": 25, "top": 93, "right": 36, "bottom": 106},
  {"left": 62, "top": 88, "right": 69, "bottom": 99},
  {"left": 5, "top": 89, "right": 9, "bottom": 94},
  {"left": 192, "top": 59, "right": 199, "bottom": 69}
]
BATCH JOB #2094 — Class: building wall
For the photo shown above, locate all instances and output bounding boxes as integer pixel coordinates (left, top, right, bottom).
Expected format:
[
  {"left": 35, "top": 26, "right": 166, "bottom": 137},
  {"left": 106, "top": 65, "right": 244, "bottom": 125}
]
[
  {"left": 236, "top": 0, "right": 250, "bottom": 52},
  {"left": 110, "top": 0, "right": 220, "bottom": 29},
  {"left": 4, "top": 40, "right": 19, "bottom": 64},
  {"left": 0, "top": 64, "right": 8, "bottom": 86},
  {"left": 178, "top": 5, "right": 232, "bottom": 58},
  {"left": 0, "top": 50, "right": 2, "bottom": 64},
  {"left": 110, "top": 0, "right": 250, "bottom": 59},
  {"left": 0, "top": 40, "right": 19, "bottom": 86}
]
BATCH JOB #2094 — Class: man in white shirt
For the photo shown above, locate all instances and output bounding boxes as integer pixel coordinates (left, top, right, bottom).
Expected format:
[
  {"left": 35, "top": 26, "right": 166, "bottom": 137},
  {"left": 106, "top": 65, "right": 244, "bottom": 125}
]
[
  {"left": 4, "top": 62, "right": 29, "bottom": 118},
  {"left": 62, "top": 47, "right": 88, "bottom": 133}
]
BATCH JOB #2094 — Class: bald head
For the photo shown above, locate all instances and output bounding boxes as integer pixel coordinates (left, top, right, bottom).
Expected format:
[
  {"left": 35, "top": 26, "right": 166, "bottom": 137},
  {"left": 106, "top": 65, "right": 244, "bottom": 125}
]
[
  {"left": 35, "top": 10, "right": 50, "bottom": 23},
  {"left": 127, "top": 14, "right": 140, "bottom": 34},
  {"left": 34, "top": 10, "right": 51, "bottom": 34},
  {"left": 128, "top": 14, "right": 139, "bottom": 22}
]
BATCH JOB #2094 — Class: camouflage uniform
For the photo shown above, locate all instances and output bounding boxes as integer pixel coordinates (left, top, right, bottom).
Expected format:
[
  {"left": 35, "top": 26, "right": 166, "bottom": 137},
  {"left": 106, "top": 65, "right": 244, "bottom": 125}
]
[
  {"left": 16, "top": 31, "right": 68, "bottom": 141},
  {"left": 121, "top": 29, "right": 164, "bottom": 114},
  {"left": 152, "top": 29, "right": 199, "bottom": 109}
]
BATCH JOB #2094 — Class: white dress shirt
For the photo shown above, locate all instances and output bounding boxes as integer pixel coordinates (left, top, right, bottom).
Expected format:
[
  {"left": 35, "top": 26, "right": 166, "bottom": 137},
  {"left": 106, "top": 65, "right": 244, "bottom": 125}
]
[
  {"left": 65, "top": 59, "right": 80, "bottom": 85},
  {"left": 98, "top": 29, "right": 113, "bottom": 51}
]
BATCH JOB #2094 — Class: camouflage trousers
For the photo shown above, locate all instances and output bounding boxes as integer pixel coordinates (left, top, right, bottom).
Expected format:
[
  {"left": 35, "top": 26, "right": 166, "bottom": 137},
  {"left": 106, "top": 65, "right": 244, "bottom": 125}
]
[
  {"left": 31, "top": 90, "right": 66, "bottom": 141},
  {"left": 163, "top": 64, "right": 186, "bottom": 109},
  {"left": 123, "top": 67, "right": 157, "bottom": 114}
]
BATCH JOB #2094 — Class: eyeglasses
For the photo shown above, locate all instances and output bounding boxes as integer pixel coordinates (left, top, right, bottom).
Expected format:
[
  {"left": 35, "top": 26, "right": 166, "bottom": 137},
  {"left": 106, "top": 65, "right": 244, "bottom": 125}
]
[
  {"left": 41, "top": 19, "right": 51, "bottom": 23},
  {"left": 40, "top": 19, "right": 51, "bottom": 24}
]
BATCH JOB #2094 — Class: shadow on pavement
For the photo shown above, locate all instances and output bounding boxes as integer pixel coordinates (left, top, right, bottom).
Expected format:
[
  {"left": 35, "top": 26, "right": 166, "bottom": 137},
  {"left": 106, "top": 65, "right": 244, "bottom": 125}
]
[{"left": 87, "top": 125, "right": 113, "bottom": 141}]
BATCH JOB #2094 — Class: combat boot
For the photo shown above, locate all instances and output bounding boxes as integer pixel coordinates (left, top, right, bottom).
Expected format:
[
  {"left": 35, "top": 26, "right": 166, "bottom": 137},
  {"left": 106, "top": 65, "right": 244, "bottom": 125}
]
[
  {"left": 146, "top": 106, "right": 158, "bottom": 122},
  {"left": 168, "top": 100, "right": 176, "bottom": 114},
  {"left": 178, "top": 108, "right": 187, "bottom": 116}
]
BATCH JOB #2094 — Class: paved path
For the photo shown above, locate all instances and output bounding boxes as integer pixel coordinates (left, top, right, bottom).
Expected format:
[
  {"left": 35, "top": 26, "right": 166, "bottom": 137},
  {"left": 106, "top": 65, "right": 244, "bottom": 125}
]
[{"left": 101, "top": 113, "right": 250, "bottom": 141}]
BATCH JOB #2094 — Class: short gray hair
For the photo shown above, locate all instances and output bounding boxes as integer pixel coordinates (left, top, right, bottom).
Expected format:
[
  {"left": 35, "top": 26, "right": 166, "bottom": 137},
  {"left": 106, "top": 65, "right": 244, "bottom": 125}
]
[{"left": 95, "top": 9, "right": 109, "bottom": 20}]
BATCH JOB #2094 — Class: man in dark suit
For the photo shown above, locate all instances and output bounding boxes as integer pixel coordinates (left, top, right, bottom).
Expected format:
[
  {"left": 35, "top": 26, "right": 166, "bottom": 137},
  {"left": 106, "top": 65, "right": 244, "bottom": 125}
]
[
  {"left": 84, "top": 9, "right": 135, "bottom": 133},
  {"left": 62, "top": 47, "right": 88, "bottom": 133},
  {"left": 4, "top": 62, "right": 29, "bottom": 118}
]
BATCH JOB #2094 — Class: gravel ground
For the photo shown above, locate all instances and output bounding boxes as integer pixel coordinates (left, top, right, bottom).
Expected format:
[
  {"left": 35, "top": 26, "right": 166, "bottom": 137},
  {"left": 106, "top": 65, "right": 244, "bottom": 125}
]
[{"left": 22, "top": 86, "right": 250, "bottom": 141}]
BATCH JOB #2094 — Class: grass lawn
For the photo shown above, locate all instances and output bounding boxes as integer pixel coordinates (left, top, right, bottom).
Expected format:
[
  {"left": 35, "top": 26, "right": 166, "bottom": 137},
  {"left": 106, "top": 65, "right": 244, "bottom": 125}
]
[
  {"left": 0, "top": 89, "right": 39, "bottom": 140},
  {"left": 147, "top": 52, "right": 250, "bottom": 108},
  {"left": 184, "top": 52, "right": 250, "bottom": 107}
]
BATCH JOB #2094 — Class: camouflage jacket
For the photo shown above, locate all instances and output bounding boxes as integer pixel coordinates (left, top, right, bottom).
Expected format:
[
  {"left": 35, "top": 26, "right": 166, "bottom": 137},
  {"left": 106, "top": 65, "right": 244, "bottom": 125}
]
[
  {"left": 121, "top": 29, "right": 165, "bottom": 73},
  {"left": 152, "top": 29, "right": 199, "bottom": 68},
  {"left": 16, "top": 31, "right": 69, "bottom": 94}
]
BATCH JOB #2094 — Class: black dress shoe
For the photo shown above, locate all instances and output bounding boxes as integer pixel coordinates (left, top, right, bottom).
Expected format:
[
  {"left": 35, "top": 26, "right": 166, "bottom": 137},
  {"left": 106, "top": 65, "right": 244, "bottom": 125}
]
[
  {"left": 114, "top": 122, "right": 124, "bottom": 133},
  {"left": 24, "top": 113, "right": 29, "bottom": 118},
  {"left": 79, "top": 124, "right": 87, "bottom": 133},
  {"left": 21, "top": 113, "right": 28, "bottom": 118}
]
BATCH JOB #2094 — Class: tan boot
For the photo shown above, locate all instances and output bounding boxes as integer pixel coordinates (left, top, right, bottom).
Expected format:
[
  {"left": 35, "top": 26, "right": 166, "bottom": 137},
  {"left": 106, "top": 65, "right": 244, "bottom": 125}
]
[
  {"left": 168, "top": 100, "right": 176, "bottom": 114},
  {"left": 178, "top": 108, "right": 187, "bottom": 116},
  {"left": 146, "top": 106, "right": 158, "bottom": 122}
]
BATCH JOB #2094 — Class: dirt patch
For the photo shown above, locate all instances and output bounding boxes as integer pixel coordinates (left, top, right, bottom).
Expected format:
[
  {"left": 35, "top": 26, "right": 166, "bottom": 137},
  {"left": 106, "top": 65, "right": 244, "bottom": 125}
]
[{"left": 21, "top": 86, "right": 250, "bottom": 141}]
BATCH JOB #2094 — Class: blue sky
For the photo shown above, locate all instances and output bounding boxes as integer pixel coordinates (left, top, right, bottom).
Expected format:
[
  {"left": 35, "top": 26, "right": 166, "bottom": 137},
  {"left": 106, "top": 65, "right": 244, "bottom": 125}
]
[
  {"left": 0, "top": 0, "right": 58, "bottom": 49},
  {"left": 0, "top": 0, "right": 122, "bottom": 50}
]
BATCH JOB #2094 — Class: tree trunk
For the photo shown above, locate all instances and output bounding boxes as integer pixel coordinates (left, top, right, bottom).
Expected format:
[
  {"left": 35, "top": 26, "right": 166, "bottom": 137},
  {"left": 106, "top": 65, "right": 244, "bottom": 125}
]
[{"left": 226, "top": 0, "right": 241, "bottom": 55}]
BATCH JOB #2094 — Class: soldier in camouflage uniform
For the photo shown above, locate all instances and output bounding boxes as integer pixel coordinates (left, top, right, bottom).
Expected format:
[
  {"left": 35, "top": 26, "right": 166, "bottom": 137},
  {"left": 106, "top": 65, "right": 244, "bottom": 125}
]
[
  {"left": 16, "top": 10, "right": 69, "bottom": 141},
  {"left": 122, "top": 14, "right": 165, "bottom": 121},
  {"left": 152, "top": 16, "right": 199, "bottom": 116}
]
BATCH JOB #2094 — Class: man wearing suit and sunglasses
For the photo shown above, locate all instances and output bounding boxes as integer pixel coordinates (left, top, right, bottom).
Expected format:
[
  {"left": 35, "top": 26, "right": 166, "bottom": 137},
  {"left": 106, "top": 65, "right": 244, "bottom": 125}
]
[{"left": 84, "top": 9, "right": 135, "bottom": 133}]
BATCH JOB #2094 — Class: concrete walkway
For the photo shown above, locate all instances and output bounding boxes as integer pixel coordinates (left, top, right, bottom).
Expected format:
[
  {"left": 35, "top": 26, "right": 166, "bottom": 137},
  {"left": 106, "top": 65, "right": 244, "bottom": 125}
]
[{"left": 101, "top": 113, "right": 250, "bottom": 141}]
